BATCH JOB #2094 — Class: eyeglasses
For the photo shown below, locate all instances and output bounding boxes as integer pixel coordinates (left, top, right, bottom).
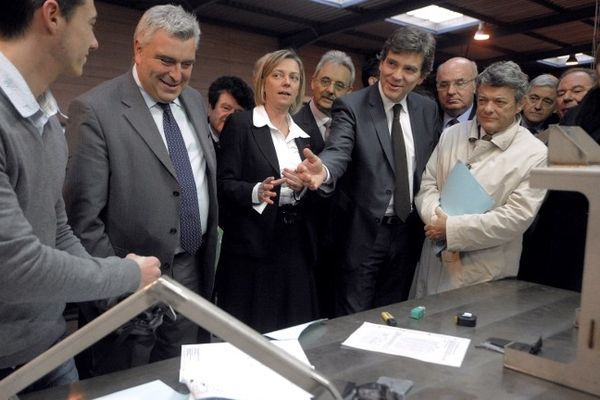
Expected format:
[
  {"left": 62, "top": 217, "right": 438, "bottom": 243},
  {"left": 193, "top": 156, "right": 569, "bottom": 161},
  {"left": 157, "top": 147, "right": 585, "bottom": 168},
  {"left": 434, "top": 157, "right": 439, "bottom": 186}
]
[
  {"left": 527, "top": 94, "right": 555, "bottom": 108},
  {"left": 318, "top": 77, "right": 349, "bottom": 91},
  {"left": 436, "top": 78, "right": 476, "bottom": 91}
]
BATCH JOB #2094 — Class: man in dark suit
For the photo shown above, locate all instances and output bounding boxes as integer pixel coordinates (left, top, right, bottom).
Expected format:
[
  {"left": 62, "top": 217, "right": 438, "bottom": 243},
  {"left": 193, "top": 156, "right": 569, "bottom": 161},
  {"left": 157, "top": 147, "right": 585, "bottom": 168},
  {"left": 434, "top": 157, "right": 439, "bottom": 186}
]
[
  {"left": 64, "top": 5, "right": 218, "bottom": 375},
  {"left": 207, "top": 75, "right": 254, "bottom": 151},
  {"left": 520, "top": 74, "right": 559, "bottom": 134},
  {"left": 435, "top": 57, "right": 477, "bottom": 129},
  {"left": 298, "top": 26, "right": 441, "bottom": 315},
  {"left": 293, "top": 50, "right": 355, "bottom": 317}
]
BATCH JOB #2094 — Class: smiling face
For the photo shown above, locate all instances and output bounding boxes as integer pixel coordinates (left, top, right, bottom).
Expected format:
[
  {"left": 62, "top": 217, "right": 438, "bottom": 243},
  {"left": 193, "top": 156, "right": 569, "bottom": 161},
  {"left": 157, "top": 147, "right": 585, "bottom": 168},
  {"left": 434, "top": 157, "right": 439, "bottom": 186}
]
[
  {"left": 378, "top": 51, "right": 425, "bottom": 103},
  {"left": 134, "top": 28, "right": 196, "bottom": 103},
  {"left": 476, "top": 84, "right": 522, "bottom": 135},
  {"left": 263, "top": 58, "right": 300, "bottom": 113},
  {"left": 556, "top": 71, "right": 594, "bottom": 118},
  {"left": 56, "top": 0, "right": 99, "bottom": 77},
  {"left": 310, "top": 62, "right": 352, "bottom": 114}
]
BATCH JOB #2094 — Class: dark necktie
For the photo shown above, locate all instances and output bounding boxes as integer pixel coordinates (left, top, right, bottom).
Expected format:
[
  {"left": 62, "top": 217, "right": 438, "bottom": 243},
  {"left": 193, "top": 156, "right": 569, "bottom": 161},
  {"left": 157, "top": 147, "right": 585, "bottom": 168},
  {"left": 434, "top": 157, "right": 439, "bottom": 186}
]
[
  {"left": 323, "top": 119, "right": 331, "bottom": 141},
  {"left": 160, "top": 103, "right": 202, "bottom": 255},
  {"left": 481, "top": 133, "right": 493, "bottom": 141},
  {"left": 446, "top": 118, "right": 459, "bottom": 128},
  {"left": 391, "top": 104, "right": 411, "bottom": 222}
]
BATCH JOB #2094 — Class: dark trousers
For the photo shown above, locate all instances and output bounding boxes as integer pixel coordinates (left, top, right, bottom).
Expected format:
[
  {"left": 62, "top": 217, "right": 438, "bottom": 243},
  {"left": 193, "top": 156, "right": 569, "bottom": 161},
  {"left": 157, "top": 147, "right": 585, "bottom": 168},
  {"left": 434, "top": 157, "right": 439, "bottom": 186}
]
[
  {"left": 77, "top": 251, "right": 207, "bottom": 377},
  {"left": 336, "top": 220, "right": 415, "bottom": 316}
]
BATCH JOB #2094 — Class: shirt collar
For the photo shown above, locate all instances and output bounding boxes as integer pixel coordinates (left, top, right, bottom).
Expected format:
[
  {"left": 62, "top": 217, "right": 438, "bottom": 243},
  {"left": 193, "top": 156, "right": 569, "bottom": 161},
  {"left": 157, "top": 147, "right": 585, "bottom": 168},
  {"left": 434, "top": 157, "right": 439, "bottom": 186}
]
[
  {"left": 0, "top": 51, "right": 58, "bottom": 121},
  {"left": 443, "top": 103, "right": 474, "bottom": 126},
  {"left": 253, "top": 105, "right": 310, "bottom": 140},
  {"left": 474, "top": 119, "right": 521, "bottom": 151},
  {"left": 378, "top": 81, "right": 409, "bottom": 114},
  {"left": 132, "top": 65, "right": 183, "bottom": 110},
  {"left": 309, "top": 99, "right": 330, "bottom": 128}
]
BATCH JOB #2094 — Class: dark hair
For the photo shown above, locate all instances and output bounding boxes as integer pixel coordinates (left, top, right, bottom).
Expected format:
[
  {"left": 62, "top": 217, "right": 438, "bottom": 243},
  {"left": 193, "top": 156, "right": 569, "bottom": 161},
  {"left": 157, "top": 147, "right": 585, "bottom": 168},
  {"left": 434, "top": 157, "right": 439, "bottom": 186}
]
[
  {"left": 1, "top": 0, "right": 85, "bottom": 39},
  {"left": 361, "top": 56, "right": 379, "bottom": 87},
  {"left": 379, "top": 26, "right": 436, "bottom": 76},
  {"left": 208, "top": 76, "right": 255, "bottom": 111}
]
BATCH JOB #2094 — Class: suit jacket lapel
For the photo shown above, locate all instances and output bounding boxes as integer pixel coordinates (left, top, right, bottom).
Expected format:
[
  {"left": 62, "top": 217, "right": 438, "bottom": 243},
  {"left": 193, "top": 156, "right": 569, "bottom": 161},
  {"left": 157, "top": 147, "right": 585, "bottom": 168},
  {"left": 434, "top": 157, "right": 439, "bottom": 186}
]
[
  {"left": 295, "top": 137, "right": 311, "bottom": 160},
  {"left": 407, "top": 93, "right": 425, "bottom": 182},
  {"left": 368, "top": 86, "right": 395, "bottom": 173},
  {"left": 252, "top": 125, "right": 280, "bottom": 175},
  {"left": 295, "top": 105, "right": 325, "bottom": 152},
  {"left": 120, "top": 73, "right": 176, "bottom": 179},
  {"left": 179, "top": 89, "right": 217, "bottom": 175}
]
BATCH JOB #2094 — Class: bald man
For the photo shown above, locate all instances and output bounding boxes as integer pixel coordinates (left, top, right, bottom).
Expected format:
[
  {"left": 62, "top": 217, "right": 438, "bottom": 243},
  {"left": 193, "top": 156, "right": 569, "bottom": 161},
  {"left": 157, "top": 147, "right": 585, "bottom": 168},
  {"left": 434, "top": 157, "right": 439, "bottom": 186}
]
[{"left": 435, "top": 57, "right": 478, "bottom": 129}]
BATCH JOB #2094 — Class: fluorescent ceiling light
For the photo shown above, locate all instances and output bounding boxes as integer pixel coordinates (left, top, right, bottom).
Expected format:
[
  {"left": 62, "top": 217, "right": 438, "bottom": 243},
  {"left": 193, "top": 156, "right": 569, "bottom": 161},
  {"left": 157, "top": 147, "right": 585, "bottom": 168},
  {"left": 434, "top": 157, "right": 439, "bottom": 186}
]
[
  {"left": 537, "top": 53, "right": 594, "bottom": 68},
  {"left": 388, "top": 5, "right": 480, "bottom": 34},
  {"left": 308, "top": 0, "right": 368, "bottom": 7}
]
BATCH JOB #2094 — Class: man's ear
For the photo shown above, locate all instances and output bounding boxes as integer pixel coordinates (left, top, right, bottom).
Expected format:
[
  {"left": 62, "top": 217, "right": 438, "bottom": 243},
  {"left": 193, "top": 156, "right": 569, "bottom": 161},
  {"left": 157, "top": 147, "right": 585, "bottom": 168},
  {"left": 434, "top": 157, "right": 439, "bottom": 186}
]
[
  {"left": 39, "top": 0, "right": 62, "bottom": 34},
  {"left": 516, "top": 97, "right": 525, "bottom": 114}
]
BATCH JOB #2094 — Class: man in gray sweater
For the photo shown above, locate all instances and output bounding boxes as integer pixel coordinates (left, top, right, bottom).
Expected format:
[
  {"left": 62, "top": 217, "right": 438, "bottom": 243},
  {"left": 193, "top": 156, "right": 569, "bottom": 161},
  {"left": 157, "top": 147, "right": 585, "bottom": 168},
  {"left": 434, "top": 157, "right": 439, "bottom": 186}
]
[{"left": 0, "top": 0, "right": 161, "bottom": 392}]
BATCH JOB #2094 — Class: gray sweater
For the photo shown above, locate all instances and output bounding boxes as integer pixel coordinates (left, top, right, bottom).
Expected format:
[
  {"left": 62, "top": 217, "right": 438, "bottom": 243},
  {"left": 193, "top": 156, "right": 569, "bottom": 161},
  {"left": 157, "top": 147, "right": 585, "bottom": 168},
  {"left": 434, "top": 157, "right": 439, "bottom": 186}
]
[{"left": 0, "top": 90, "right": 140, "bottom": 368}]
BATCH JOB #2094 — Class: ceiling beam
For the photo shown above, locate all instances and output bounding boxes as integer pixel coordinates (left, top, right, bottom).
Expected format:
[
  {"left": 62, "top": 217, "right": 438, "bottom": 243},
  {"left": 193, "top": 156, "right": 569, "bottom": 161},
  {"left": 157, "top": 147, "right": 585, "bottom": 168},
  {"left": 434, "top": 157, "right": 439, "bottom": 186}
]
[
  {"left": 480, "top": 43, "right": 593, "bottom": 66},
  {"left": 436, "top": 5, "right": 595, "bottom": 51},
  {"left": 279, "top": 0, "right": 435, "bottom": 49}
]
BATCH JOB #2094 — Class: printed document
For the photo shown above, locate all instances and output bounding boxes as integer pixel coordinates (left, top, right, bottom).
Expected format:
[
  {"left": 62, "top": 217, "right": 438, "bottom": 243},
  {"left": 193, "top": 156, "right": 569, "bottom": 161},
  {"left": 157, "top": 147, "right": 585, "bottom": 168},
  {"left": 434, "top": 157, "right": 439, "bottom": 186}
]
[{"left": 342, "top": 322, "right": 470, "bottom": 367}]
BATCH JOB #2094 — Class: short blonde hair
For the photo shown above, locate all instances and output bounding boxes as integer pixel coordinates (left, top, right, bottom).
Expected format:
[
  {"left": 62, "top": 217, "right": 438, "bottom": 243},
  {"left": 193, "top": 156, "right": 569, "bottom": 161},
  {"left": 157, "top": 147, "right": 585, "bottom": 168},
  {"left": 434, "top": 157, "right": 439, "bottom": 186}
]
[{"left": 254, "top": 49, "right": 305, "bottom": 114}]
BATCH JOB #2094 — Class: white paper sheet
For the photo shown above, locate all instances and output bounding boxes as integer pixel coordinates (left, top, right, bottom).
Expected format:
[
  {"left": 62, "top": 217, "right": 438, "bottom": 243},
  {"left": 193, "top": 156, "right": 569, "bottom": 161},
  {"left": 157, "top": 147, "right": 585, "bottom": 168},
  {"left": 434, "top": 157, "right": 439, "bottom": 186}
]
[
  {"left": 93, "top": 380, "right": 188, "bottom": 400},
  {"left": 179, "top": 340, "right": 312, "bottom": 400},
  {"left": 342, "top": 322, "right": 470, "bottom": 367},
  {"left": 265, "top": 318, "right": 326, "bottom": 341}
]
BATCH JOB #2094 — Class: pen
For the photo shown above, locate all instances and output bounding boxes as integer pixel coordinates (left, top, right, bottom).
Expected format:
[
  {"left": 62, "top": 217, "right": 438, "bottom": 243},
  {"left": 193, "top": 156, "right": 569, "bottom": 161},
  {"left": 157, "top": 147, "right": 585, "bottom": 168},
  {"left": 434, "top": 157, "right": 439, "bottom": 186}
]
[{"left": 380, "top": 311, "right": 397, "bottom": 326}]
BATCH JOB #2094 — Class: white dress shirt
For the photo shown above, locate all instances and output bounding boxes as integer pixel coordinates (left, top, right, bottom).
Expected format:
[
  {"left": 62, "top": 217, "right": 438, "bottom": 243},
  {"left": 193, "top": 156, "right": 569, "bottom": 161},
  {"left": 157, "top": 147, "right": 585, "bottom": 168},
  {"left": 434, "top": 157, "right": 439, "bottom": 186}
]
[
  {"left": 378, "top": 83, "right": 416, "bottom": 216},
  {"left": 251, "top": 105, "right": 310, "bottom": 214},
  {"left": 309, "top": 99, "right": 331, "bottom": 140},
  {"left": 133, "top": 66, "right": 209, "bottom": 237},
  {"left": 0, "top": 51, "right": 59, "bottom": 135}
]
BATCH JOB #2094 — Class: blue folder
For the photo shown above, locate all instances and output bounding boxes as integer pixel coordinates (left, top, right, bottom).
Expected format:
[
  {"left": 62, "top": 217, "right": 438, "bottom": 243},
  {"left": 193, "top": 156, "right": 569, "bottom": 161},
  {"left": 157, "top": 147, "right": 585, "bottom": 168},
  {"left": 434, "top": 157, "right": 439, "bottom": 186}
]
[
  {"left": 433, "top": 160, "right": 494, "bottom": 254},
  {"left": 441, "top": 160, "right": 494, "bottom": 216}
]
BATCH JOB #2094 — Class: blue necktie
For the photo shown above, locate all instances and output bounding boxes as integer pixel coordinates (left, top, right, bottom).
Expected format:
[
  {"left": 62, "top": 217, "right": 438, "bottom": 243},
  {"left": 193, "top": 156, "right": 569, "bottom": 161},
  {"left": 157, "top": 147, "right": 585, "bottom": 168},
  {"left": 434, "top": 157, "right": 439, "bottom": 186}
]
[{"left": 160, "top": 103, "right": 202, "bottom": 254}]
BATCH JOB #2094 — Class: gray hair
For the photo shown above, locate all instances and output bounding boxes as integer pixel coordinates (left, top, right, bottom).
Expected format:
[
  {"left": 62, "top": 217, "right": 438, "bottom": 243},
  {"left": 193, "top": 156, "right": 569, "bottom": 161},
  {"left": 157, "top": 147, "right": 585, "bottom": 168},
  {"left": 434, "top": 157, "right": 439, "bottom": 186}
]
[
  {"left": 528, "top": 74, "right": 558, "bottom": 91},
  {"left": 559, "top": 67, "right": 597, "bottom": 86},
  {"left": 314, "top": 50, "right": 356, "bottom": 87},
  {"left": 476, "top": 61, "right": 529, "bottom": 102},
  {"left": 379, "top": 26, "right": 436, "bottom": 76},
  {"left": 134, "top": 5, "right": 201, "bottom": 48}
]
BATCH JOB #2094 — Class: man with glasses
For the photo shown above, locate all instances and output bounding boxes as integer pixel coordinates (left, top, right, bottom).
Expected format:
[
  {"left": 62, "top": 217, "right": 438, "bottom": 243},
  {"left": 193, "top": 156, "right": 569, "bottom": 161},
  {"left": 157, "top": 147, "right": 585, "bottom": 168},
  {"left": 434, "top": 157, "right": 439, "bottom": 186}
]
[
  {"left": 293, "top": 50, "right": 355, "bottom": 317},
  {"left": 435, "top": 57, "right": 478, "bottom": 129},
  {"left": 294, "top": 50, "right": 355, "bottom": 152},
  {"left": 520, "top": 74, "right": 559, "bottom": 135}
]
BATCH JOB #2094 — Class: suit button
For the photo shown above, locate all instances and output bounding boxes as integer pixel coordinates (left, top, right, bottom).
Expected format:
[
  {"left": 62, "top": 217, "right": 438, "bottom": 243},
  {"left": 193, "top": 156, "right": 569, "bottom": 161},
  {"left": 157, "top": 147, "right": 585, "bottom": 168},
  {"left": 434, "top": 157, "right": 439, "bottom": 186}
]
[
  {"left": 163, "top": 262, "right": 170, "bottom": 269},
  {"left": 169, "top": 228, "right": 177, "bottom": 234},
  {"left": 173, "top": 191, "right": 180, "bottom": 197},
  {"left": 385, "top": 189, "right": 392, "bottom": 195},
  {"left": 375, "top": 217, "right": 381, "bottom": 224}
]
